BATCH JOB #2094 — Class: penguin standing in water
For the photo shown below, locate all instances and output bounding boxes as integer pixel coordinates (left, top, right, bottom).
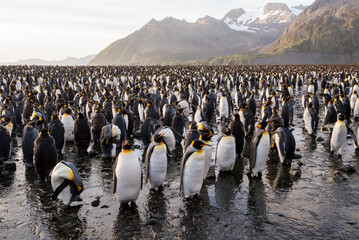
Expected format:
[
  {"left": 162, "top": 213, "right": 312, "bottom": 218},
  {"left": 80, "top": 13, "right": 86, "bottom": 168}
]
[
  {"left": 180, "top": 139, "right": 208, "bottom": 198},
  {"left": 0, "top": 124, "right": 11, "bottom": 162},
  {"left": 229, "top": 113, "right": 245, "bottom": 156},
  {"left": 183, "top": 121, "right": 200, "bottom": 152},
  {"left": 239, "top": 103, "right": 255, "bottom": 137},
  {"left": 272, "top": 127, "right": 296, "bottom": 165},
  {"left": 113, "top": 140, "right": 142, "bottom": 208},
  {"left": 33, "top": 128, "right": 58, "bottom": 181},
  {"left": 100, "top": 124, "right": 121, "bottom": 159},
  {"left": 200, "top": 133, "right": 213, "bottom": 179},
  {"left": 51, "top": 161, "right": 83, "bottom": 206},
  {"left": 49, "top": 115, "right": 65, "bottom": 154},
  {"left": 303, "top": 102, "right": 319, "bottom": 135},
  {"left": 145, "top": 133, "right": 167, "bottom": 190},
  {"left": 74, "top": 113, "right": 91, "bottom": 154},
  {"left": 330, "top": 114, "right": 354, "bottom": 157},
  {"left": 112, "top": 108, "right": 127, "bottom": 148},
  {"left": 216, "top": 128, "right": 236, "bottom": 172},
  {"left": 61, "top": 108, "right": 74, "bottom": 142},
  {"left": 249, "top": 121, "right": 271, "bottom": 177},
  {"left": 22, "top": 121, "right": 39, "bottom": 168}
]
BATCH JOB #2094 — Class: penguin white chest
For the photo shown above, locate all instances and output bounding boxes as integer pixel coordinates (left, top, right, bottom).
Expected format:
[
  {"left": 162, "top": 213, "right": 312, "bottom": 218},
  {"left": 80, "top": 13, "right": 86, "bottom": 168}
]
[
  {"left": 203, "top": 144, "right": 212, "bottom": 179},
  {"left": 115, "top": 151, "right": 142, "bottom": 203},
  {"left": 183, "top": 150, "right": 205, "bottom": 198},
  {"left": 61, "top": 115, "right": 74, "bottom": 142},
  {"left": 219, "top": 97, "right": 229, "bottom": 118},
  {"left": 148, "top": 144, "right": 167, "bottom": 188},
  {"left": 331, "top": 121, "right": 347, "bottom": 152},
  {"left": 216, "top": 136, "right": 236, "bottom": 171},
  {"left": 253, "top": 132, "right": 270, "bottom": 176}
]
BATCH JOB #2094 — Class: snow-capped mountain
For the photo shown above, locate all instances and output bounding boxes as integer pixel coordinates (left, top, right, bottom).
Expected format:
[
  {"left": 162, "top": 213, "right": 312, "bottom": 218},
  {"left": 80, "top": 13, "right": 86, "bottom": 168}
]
[{"left": 222, "top": 3, "right": 304, "bottom": 33}]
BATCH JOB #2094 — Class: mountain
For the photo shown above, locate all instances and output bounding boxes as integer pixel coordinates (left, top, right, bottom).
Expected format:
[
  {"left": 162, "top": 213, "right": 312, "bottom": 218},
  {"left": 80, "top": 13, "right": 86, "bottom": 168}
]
[
  {"left": 89, "top": 3, "right": 303, "bottom": 66},
  {"left": 266, "top": 0, "right": 359, "bottom": 60},
  {"left": 1, "top": 55, "right": 96, "bottom": 66}
]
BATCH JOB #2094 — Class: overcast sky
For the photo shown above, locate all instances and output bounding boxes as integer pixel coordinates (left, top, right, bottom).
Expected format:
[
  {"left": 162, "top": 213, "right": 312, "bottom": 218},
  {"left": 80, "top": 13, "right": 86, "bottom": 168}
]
[{"left": 1, "top": 0, "right": 315, "bottom": 62}]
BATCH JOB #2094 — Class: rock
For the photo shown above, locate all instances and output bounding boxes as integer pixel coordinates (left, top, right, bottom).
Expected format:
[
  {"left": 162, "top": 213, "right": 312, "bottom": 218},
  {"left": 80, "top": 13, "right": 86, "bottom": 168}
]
[
  {"left": 144, "top": 219, "right": 158, "bottom": 226},
  {"left": 101, "top": 168, "right": 112, "bottom": 172},
  {"left": 101, "top": 205, "right": 109, "bottom": 208},
  {"left": 296, "top": 148, "right": 301, "bottom": 152},
  {"left": 88, "top": 150, "right": 98, "bottom": 156},
  {"left": 91, "top": 199, "right": 100, "bottom": 207},
  {"left": 297, "top": 159, "right": 305, "bottom": 166},
  {"left": 206, "top": 165, "right": 216, "bottom": 179},
  {"left": 3, "top": 162, "right": 16, "bottom": 172},
  {"left": 316, "top": 136, "right": 324, "bottom": 142},
  {"left": 340, "top": 165, "right": 357, "bottom": 174},
  {"left": 293, "top": 153, "right": 302, "bottom": 159},
  {"left": 290, "top": 165, "right": 301, "bottom": 177}
]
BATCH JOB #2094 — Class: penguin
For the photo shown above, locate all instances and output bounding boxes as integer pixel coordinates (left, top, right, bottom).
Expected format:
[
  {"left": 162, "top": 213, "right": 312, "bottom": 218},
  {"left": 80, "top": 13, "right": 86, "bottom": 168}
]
[
  {"left": 144, "top": 101, "right": 160, "bottom": 120},
  {"left": 180, "top": 139, "right": 207, "bottom": 198},
  {"left": 145, "top": 133, "right": 167, "bottom": 190},
  {"left": 272, "top": 127, "right": 296, "bottom": 165},
  {"left": 100, "top": 124, "right": 121, "bottom": 159},
  {"left": 219, "top": 92, "right": 229, "bottom": 123},
  {"left": 280, "top": 97, "right": 293, "bottom": 128},
  {"left": 246, "top": 91, "right": 256, "bottom": 116},
  {"left": 112, "top": 108, "right": 127, "bottom": 148},
  {"left": 61, "top": 108, "right": 75, "bottom": 142},
  {"left": 153, "top": 126, "right": 176, "bottom": 154},
  {"left": 141, "top": 117, "right": 162, "bottom": 148},
  {"left": 113, "top": 140, "right": 142, "bottom": 207},
  {"left": 51, "top": 161, "right": 83, "bottom": 206},
  {"left": 323, "top": 100, "right": 337, "bottom": 127},
  {"left": 330, "top": 114, "right": 353, "bottom": 157},
  {"left": 216, "top": 128, "right": 236, "bottom": 172},
  {"left": 163, "top": 104, "right": 176, "bottom": 126},
  {"left": 200, "top": 133, "right": 213, "bottom": 179},
  {"left": 171, "top": 108, "right": 186, "bottom": 144},
  {"left": 33, "top": 128, "right": 58, "bottom": 181},
  {"left": 91, "top": 107, "right": 107, "bottom": 144},
  {"left": 22, "top": 121, "right": 39, "bottom": 168},
  {"left": 183, "top": 121, "right": 200, "bottom": 152},
  {"left": 194, "top": 105, "right": 208, "bottom": 123},
  {"left": 49, "top": 115, "right": 65, "bottom": 154},
  {"left": 239, "top": 103, "right": 255, "bottom": 137},
  {"left": 74, "top": 112, "right": 91, "bottom": 154},
  {"left": 228, "top": 113, "right": 245, "bottom": 156},
  {"left": 0, "top": 124, "right": 11, "bottom": 162},
  {"left": 249, "top": 121, "right": 271, "bottom": 177},
  {"left": 303, "top": 102, "right": 319, "bottom": 135}
]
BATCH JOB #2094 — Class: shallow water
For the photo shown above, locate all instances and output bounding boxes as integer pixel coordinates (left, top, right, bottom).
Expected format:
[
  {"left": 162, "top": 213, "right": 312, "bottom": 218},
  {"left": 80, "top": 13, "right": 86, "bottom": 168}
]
[{"left": 1, "top": 87, "right": 359, "bottom": 240}]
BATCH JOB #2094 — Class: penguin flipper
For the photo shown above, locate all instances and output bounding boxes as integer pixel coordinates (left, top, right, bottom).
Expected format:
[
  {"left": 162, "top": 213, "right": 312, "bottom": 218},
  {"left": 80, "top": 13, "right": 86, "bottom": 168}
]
[
  {"left": 180, "top": 150, "right": 194, "bottom": 189},
  {"left": 52, "top": 179, "right": 71, "bottom": 200},
  {"left": 145, "top": 143, "right": 156, "bottom": 182},
  {"left": 347, "top": 124, "right": 358, "bottom": 147},
  {"left": 250, "top": 133, "right": 262, "bottom": 171},
  {"left": 112, "top": 157, "right": 118, "bottom": 194}
]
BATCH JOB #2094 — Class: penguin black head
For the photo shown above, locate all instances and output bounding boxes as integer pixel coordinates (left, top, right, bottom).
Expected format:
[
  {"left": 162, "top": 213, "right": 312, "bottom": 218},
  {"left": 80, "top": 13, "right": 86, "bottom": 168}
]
[
  {"left": 189, "top": 121, "right": 197, "bottom": 130},
  {"left": 77, "top": 112, "right": 84, "bottom": 119},
  {"left": 153, "top": 133, "right": 164, "bottom": 143},
  {"left": 200, "top": 133, "right": 213, "bottom": 142},
  {"left": 222, "top": 128, "right": 231, "bottom": 136},
  {"left": 51, "top": 114, "right": 59, "bottom": 120},
  {"left": 122, "top": 140, "right": 132, "bottom": 150},
  {"left": 257, "top": 121, "right": 270, "bottom": 130},
  {"left": 40, "top": 128, "right": 49, "bottom": 136},
  {"left": 65, "top": 108, "right": 72, "bottom": 115},
  {"left": 177, "top": 108, "right": 184, "bottom": 114},
  {"left": 308, "top": 102, "right": 313, "bottom": 108},
  {"left": 338, "top": 114, "right": 345, "bottom": 121},
  {"left": 234, "top": 113, "right": 240, "bottom": 121},
  {"left": 191, "top": 139, "right": 207, "bottom": 150}
]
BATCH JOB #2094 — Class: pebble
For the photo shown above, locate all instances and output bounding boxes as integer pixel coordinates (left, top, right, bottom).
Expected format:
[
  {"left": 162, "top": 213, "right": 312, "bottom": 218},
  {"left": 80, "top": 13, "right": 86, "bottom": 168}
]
[
  {"left": 290, "top": 165, "right": 301, "bottom": 177},
  {"left": 144, "top": 219, "right": 158, "bottom": 226},
  {"left": 316, "top": 137, "right": 324, "bottom": 142},
  {"left": 91, "top": 199, "right": 100, "bottom": 207}
]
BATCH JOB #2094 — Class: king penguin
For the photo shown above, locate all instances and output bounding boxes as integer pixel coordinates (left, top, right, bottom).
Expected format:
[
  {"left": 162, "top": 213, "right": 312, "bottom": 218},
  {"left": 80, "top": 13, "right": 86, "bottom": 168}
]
[
  {"left": 180, "top": 139, "right": 208, "bottom": 198},
  {"left": 145, "top": 133, "right": 167, "bottom": 190},
  {"left": 22, "top": 121, "right": 39, "bottom": 168},
  {"left": 100, "top": 124, "right": 121, "bottom": 159},
  {"left": 216, "top": 128, "right": 236, "bottom": 172},
  {"left": 49, "top": 114, "right": 65, "bottom": 154},
  {"left": 229, "top": 113, "right": 245, "bottom": 156},
  {"left": 33, "top": 128, "right": 58, "bottom": 181},
  {"left": 0, "top": 124, "right": 11, "bottom": 162},
  {"left": 330, "top": 114, "right": 353, "bottom": 157},
  {"left": 51, "top": 161, "right": 83, "bottom": 206},
  {"left": 200, "top": 133, "right": 213, "bottom": 179},
  {"left": 113, "top": 140, "right": 142, "bottom": 207},
  {"left": 272, "top": 127, "right": 296, "bottom": 165},
  {"left": 61, "top": 108, "right": 75, "bottom": 142},
  {"left": 183, "top": 121, "right": 200, "bottom": 152},
  {"left": 74, "top": 112, "right": 91, "bottom": 155},
  {"left": 249, "top": 121, "right": 271, "bottom": 177},
  {"left": 153, "top": 126, "right": 176, "bottom": 154}
]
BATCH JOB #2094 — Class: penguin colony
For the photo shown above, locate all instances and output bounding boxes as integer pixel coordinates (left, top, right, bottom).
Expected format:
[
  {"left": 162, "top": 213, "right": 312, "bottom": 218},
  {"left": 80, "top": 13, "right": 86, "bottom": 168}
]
[{"left": 0, "top": 65, "right": 358, "bottom": 207}]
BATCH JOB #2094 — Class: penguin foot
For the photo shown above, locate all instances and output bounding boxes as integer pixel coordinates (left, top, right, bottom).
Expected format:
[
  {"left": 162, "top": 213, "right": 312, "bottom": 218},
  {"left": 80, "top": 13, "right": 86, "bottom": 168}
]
[
  {"left": 157, "top": 185, "right": 164, "bottom": 192},
  {"left": 120, "top": 202, "right": 130, "bottom": 210}
]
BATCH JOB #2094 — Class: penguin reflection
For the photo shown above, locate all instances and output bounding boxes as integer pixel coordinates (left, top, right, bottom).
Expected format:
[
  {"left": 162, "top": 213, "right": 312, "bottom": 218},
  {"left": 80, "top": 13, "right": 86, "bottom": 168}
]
[
  {"left": 247, "top": 178, "right": 267, "bottom": 227},
  {"left": 215, "top": 172, "right": 236, "bottom": 209},
  {"left": 147, "top": 191, "right": 167, "bottom": 233},
  {"left": 272, "top": 164, "right": 295, "bottom": 192},
  {"left": 114, "top": 208, "right": 141, "bottom": 239},
  {"left": 181, "top": 198, "right": 209, "bottom": 240},
  {"left": 304, "top": 135, "right": 317, "bottom": 152}
]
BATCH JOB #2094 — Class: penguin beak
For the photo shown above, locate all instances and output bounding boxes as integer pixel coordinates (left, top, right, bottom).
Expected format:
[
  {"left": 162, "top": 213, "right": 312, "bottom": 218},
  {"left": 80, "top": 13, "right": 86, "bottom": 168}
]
[{"left": 201, "top": 144, "right": 210, "bottom": 147}]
